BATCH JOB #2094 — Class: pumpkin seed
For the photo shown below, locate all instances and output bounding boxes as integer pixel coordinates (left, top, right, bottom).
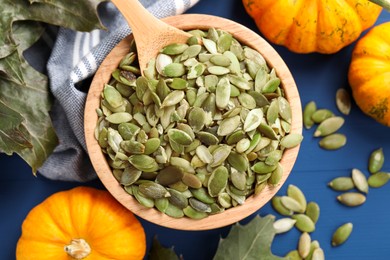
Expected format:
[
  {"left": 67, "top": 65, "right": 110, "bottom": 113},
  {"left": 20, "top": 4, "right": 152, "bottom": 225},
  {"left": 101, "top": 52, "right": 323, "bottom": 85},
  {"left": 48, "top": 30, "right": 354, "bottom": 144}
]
[
  {"left": 319, "top": 133, "right": 346, "bottom": 150},
  {"left": 190, "top": 187, "right": 215, "bottom": 204},
  {"left": 189, "top": 198, "right": 211, "bottom": 213},
  {"left": 161, "top": 43, "right": 188, "bottom": 55},
  {"left": 332, "top": 222, "right": 353, "bottom": 247},
  {"left": 208, "top": 166, "right": 229, "bottom": 197},
  {"left": 215, "top": 77, "right": 231, "bottom": 109},
  {"left": 311, "top": 109, "right": 334, "bottom": 123},
  {"left": 132, "top": 185, "right": 155, "bottom": 208},
  {"left": 281, "top": 196, "right": 304, "bottom": 213},
  {"left": 273, "top": 218, "right": 296, "bottom": 234},
  {"left": 278, "top": 97, "right": 292, "bottom": 123},
  {"left": 183, "top": 206, "right": 208, "bottom": 219},
  {"left": 170, "top": 157, "right": 195, "bottom": 174},
  {"left": 351, "top": 168, "right": 369, "bottom": 193},
  {"left": 328, "top": 177, "right": 355, "bottom": 191},
  {"left": 210, "top": 54, "right": 231, "bottom": 67},
  {"left": 292, "top": 214, "right": 316, "bottom": 233},
  {"left": 164, "top": 203, "right": 184, "bottom": 218},
  {"left": 161, "top": 90, "right": 185, "bottom": 108},
  {"left": 337, "top": 192, "right": 366, "bottom": 207},
  {"left": 104, "top": 84, "right": 123, "bottom": 108},
  {"left": 168, "top": 188, "right": 188, "bottom": 209},
  {"left": 252, "top": 161, "right": 278, "bottom": 174},
  {"left": 105, "top": 112, "right": 132, "bottom": 124},
  {"left": 368, "top": 172, "right": 390, "bottom": 188},
  {"left": 243, "top": 108, "right": 263, "bottom": 132},
  {"left": 272, "top": 196, "right": 293, "bottom": 216},
  {"left": 314, "top": 116, "right": 344, "bottom": 137},
  {"left": 128, "top": 155, "right": 159, "bottom": 172},
  {"left": 230, "top": 168, "right": 247, "bottom": 191},
  {"left": 197, "top": 131, "right": 219, "bottom": 145},
  {"left": 268, "top": 163, "right": 283, "bottom": 186},
  {"left": 303, "top": 101, "right": 317, "bottom": 129},
  {"left": 217, "top": 115, "right": 241, "bottom": 136},
  {"left": 182, "top": 173, "right": 202, "bottom": 189},
  {"left": 156, "top": 53, "right": 173, "bottom": 74},
  {"left": 368, "top": 147, "right": 384, "bottom": 174},
  {"left": 138, "top": 182, "right": 170, "bottom": 199},
  {"left": 298, "top": 232, "right": 311, "bottom": 258},
  {"left": 336, "top": 88, "right": 351, "bottom": 115},
  {"left": 287, "top": 184, "right": 307, "bottom": 213},
  {"left": 218, "top": 192, "right": 232, "bottom": 208},
  {"left": 279, "top": 133, "right": 303, "bottom": 149},
  {"left": 217, "top": 33, "right": 233, "bottom": 53},
  {"left": 202, "top": 37, "right": 218, "bottom": 54},
  {"left": 306, "top": 240, "right": 320, "bottom": 260},
  {"left": 265, "top": 150, "right": 283, "bottom": 166},
  {"left": 156, "top": 166, "right": 184, "bottom": 186},
  {"left": 228, "top": 74, "right": 252, "bottom": 90},
  {"left": 210, "top": 145, "right": 232, "bottom": 167},
  {"left": 155, "top": 198, "right": 169, "bottom": 213},
  {"left": 312, "top": 248, "right": 325, "bottom": 260},
  {"left": 305, "top": 202, "right": 320, "bottom": 224},
  {"left": 120, "top": 166, "right": 142, "bottom": 186},
  {"left": 168, "top": 129, "right": 193, "bottom": 146},
  {"left": 227, "top": 152, "right": 249, "bottom": 172}
]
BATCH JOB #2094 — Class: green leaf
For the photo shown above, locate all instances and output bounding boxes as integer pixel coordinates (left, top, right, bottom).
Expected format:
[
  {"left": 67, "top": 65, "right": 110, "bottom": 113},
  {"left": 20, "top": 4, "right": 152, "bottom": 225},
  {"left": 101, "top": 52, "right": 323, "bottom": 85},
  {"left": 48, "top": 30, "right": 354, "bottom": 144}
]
[
  {"left": 0, "top": 100, "right": 32, "bottom": 154},
  {"left": 0, "top": 54, "right": 57, "bottom": 173},
  {"left": 0, "top": 0, "right": 107, "bottom": 173},
  {"left": 149, "top": 236, "right": 180, "bottom": 260},
  {"left": 213, "top": 215, "right": 286, "bottom": 260}
]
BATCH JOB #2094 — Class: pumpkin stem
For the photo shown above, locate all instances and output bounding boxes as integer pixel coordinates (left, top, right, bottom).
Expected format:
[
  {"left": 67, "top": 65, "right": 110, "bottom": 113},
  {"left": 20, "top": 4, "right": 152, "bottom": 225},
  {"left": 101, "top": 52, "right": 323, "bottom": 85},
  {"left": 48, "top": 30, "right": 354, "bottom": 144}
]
[
  {"left": 64, "top": 238, "right": 91, "bottom": 259},
  {"left": 369, "top": 0, "right": 390, "bottom": 11}
]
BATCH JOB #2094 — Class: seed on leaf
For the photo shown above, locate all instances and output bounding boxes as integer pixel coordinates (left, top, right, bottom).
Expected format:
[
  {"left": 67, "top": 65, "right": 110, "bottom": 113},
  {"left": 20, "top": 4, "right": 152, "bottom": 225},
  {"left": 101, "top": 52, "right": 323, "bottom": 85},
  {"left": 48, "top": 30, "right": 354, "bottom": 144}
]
[{"left": 273, "top": 218, "right": 296, "bottom": 234}]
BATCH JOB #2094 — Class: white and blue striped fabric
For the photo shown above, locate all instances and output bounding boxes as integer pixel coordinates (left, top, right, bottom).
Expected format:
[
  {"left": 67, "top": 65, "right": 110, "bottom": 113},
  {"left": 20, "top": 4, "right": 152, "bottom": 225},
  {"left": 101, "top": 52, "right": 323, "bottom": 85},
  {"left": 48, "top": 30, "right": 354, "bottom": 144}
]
[{"left": 39, "top": 0, "right": 199, "bottom": 181}]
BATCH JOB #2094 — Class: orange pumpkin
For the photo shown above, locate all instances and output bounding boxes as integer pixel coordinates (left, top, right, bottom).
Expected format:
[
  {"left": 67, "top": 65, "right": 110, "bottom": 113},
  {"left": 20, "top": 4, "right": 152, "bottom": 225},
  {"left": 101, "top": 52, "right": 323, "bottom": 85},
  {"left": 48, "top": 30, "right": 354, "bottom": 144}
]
[
  {"left": 242, "top": 0, "right": 382, "bottom": 54},
  {"left": 348, "top": 22, "right": 390, "bottom": 126},
  {"left": 16, "top": 187, "right": 146, "bottom": 260}
]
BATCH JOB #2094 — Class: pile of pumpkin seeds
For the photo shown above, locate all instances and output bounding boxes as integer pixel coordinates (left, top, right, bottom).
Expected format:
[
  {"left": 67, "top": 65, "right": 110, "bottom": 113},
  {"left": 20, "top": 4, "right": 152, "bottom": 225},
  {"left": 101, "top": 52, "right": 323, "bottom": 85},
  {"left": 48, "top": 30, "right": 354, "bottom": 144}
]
[
  {"left": 303, "top": 101, "right": 346, "bottom": 150},
  {"left": 95, "top": 28, "right": 303, "bottom": 219},
  {"left": 328, "top": 147, "right": 389, "bottom": 207},
  {"left": 270, "top": 185, "right": 325, "bottom": 259}
]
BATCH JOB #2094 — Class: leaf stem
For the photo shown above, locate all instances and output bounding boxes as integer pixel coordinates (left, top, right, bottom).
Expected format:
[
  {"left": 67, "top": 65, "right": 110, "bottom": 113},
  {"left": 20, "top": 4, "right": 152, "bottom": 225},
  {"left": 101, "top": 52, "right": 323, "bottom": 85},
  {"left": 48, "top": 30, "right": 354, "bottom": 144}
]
[{"left": 369, "top": 0, "right": 390, "bottom": 11}]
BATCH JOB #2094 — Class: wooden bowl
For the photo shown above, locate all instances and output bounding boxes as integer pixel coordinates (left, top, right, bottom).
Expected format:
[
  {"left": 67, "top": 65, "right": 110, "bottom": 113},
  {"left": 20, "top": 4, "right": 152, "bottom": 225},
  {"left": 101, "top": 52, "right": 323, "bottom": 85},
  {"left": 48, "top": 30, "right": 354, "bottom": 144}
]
[{"left": 85, "top": 14, "right": 302, "bottom": 230}]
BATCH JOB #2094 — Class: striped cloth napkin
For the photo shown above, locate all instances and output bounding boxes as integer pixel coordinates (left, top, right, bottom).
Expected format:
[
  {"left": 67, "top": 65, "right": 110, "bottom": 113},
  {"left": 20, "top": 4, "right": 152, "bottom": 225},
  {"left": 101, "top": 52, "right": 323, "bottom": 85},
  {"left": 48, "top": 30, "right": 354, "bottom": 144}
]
[{"left": 38, "top": 0, "right": 199, "bottom": 181}]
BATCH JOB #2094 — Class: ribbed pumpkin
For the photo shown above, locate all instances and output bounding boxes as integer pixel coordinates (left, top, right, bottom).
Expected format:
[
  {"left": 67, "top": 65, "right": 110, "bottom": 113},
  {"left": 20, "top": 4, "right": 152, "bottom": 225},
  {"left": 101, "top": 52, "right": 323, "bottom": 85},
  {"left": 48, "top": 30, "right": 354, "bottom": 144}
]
[
  {"left": 16, "top": 187, "right": 146, "bottom": 260},
  {"left": 242, "top": 0, "right": 383, "bottom": 54},
  {"left": 348, "top": 22, "right": 390, "bottom": 126}
]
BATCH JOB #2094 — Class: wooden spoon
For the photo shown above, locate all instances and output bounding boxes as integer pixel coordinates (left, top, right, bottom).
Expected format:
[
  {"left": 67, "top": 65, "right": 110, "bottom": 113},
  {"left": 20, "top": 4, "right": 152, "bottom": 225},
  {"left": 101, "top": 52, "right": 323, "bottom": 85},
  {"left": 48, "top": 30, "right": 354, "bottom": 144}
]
[{"left": 111, "top": 0, "right": 192, "bottom": 73}]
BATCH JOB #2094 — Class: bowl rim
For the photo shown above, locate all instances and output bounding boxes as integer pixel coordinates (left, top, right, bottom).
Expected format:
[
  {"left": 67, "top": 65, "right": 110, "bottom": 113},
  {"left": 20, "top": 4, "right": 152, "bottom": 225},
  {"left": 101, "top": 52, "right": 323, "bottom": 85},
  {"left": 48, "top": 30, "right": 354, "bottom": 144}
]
[{"left": 84, "top": 13, "right": 302, "bottom": 231}]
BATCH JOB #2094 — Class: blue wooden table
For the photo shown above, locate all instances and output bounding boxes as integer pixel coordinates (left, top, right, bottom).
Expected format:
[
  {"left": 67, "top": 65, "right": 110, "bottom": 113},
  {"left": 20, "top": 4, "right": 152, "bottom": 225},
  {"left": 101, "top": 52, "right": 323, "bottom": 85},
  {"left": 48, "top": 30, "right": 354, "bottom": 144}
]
[{"left": 1, "top": 1, "right": 390, "bottom": 259}]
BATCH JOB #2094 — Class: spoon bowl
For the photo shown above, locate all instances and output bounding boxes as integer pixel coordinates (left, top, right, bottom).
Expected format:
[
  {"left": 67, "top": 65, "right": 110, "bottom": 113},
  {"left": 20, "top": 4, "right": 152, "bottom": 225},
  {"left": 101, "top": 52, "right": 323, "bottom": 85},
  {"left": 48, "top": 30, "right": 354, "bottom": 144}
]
[
  {"left": 85, "top": 14, "right": 302, "bottom": 230},
  {"left": 111, "top": 0, "right": 192, "bottom": 73}
]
